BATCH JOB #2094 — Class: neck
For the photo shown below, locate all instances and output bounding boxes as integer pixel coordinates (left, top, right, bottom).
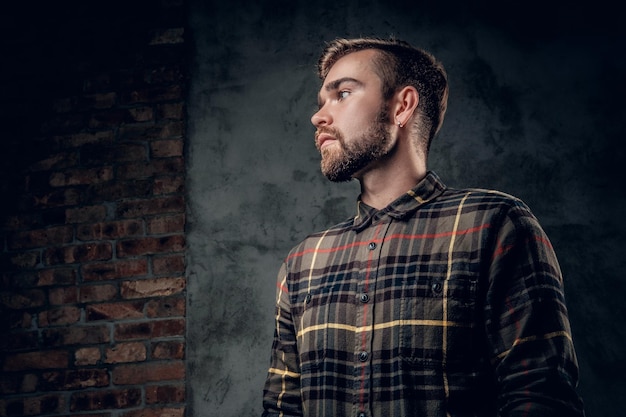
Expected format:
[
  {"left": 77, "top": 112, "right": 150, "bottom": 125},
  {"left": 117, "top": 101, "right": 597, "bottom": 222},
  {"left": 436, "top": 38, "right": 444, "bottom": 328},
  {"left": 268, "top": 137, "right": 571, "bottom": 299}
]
[{"left": 357, "top": 148, "right": 427, "bottom": 210}]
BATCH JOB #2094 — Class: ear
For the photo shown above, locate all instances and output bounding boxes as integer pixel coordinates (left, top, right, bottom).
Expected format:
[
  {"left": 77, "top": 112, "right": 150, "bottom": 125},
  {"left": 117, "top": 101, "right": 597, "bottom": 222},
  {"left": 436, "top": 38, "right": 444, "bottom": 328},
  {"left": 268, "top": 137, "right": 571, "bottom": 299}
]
[{"left": 392, "top": 86, "right": 419, "bottom": 128}]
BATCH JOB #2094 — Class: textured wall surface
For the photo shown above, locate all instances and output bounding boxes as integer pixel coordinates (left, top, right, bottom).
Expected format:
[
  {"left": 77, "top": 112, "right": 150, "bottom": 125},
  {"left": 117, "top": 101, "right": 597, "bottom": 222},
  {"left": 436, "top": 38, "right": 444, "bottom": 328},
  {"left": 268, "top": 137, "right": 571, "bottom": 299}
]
[
  {"left": 0, "top": 1, "right": 188, "bottom": 416},
  {"left": 186, "top": 1, "right": 625, "bottom": 416}
]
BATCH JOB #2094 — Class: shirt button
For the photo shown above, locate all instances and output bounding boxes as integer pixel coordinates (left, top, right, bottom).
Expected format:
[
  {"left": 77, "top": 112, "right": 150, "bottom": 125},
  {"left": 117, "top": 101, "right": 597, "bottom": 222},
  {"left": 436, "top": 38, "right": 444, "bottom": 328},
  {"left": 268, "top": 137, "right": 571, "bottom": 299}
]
[
  {"left": 359, "top": 293, "right": 370, "bottom": 303},
  {"left": 358, "top": 413, "right": 366, "bottom": 417},
  {"left": 305, "top": 293, "right": 312, "bottom": 304},
  {"left": 432, "top": 282, "right": 443, "bottom": 293},
  {"left": 358, "top": 351, "right": 369, "bottom": 362},
  {"left": 368, "top": 242, "right": 376, "bottom": 250}
]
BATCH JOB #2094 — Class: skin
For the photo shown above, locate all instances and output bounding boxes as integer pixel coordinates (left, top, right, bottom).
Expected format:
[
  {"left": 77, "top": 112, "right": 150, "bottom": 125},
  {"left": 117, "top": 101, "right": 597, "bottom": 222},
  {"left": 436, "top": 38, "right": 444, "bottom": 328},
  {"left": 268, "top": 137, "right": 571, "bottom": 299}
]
[{"left": 311, "top": 49, "right": 424, "bottom": 209}]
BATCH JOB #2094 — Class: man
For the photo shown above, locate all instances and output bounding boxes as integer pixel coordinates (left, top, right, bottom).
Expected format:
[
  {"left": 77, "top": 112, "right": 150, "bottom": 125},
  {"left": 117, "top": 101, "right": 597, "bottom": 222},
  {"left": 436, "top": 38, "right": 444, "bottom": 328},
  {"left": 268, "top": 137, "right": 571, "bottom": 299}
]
[{"left": 262, "top": 37, "right": 584, "bottom": 417}]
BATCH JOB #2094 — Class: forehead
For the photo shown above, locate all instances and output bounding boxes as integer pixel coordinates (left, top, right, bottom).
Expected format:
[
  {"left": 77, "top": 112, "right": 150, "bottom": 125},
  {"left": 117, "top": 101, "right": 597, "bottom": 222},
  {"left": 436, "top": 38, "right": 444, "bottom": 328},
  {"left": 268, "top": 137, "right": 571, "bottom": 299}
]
[{"left": 322, "top": 49, "right": 380, "bottom": 87}]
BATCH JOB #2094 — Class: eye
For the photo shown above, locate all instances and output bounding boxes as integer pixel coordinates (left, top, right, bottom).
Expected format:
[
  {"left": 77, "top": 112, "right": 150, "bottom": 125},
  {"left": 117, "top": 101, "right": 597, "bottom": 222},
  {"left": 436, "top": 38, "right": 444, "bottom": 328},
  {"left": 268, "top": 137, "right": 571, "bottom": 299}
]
[{"left": 338, "top": 90, "right": 350, "bottom": 100}]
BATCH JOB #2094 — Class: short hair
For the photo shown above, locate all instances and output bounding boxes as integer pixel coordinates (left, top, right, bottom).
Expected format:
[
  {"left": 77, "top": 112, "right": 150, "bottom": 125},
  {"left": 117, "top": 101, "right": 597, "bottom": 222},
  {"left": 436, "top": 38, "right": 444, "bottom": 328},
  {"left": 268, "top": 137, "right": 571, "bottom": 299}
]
[{"left": 317, "top": 37, "right": 449, "bottom": 152}]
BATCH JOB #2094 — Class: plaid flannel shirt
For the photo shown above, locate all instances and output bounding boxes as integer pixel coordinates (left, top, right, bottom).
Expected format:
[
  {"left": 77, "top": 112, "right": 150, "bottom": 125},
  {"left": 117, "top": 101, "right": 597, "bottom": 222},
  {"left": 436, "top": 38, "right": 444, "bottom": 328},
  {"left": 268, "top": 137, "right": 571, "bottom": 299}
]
[{"left": 262, "top": 171, "right": 584, "bottom": 417}]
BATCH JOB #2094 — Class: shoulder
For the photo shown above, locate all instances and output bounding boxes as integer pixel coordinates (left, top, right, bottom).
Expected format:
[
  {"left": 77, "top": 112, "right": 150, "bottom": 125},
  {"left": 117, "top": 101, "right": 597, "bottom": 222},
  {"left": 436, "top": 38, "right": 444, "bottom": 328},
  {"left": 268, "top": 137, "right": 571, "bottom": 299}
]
[
  {"left": 432, "top": 186, "right": 542, "bottom": 235},
  {"left": 440, "top": 186, "right": 527, "bottom": 208},
  {"left": 284, "top": 216, "right": 354, "bottom": 263}
]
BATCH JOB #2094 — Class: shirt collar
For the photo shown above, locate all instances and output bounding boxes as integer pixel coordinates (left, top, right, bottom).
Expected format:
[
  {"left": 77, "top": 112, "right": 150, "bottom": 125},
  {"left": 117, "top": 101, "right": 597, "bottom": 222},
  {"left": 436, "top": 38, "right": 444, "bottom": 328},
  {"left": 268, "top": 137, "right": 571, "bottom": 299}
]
[{"left": 351, "top": 171, "right": 447, "bottom": 231}]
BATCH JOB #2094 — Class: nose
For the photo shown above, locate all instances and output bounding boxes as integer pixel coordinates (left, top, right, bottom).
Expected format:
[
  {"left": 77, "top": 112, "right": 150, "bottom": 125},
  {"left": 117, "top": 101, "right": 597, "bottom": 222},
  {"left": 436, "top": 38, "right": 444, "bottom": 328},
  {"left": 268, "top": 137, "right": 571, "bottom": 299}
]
[{"left": 311, "top": 105, "right": 331, "bottom": 127}]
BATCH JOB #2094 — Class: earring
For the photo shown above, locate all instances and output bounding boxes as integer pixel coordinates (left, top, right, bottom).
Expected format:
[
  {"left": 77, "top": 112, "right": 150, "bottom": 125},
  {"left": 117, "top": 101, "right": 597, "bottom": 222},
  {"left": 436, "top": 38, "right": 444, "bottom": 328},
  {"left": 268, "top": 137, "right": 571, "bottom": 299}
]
[{"left": 397, "top": 121, "right": 403, "bottom": 128}]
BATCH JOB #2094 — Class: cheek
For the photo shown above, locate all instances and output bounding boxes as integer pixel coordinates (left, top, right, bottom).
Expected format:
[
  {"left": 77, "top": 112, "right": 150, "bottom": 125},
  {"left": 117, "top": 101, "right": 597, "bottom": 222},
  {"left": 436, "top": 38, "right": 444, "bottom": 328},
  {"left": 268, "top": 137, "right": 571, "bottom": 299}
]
[{"left": 341, "top": 105, "right": 379, "bottom": 134}]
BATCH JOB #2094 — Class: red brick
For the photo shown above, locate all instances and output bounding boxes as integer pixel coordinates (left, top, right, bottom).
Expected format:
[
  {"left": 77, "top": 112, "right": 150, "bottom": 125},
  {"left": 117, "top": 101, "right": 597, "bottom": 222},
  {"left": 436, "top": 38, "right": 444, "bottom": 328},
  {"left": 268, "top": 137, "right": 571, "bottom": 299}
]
[
  {"left": 6, "top": 251, "right": 40, "bottom": 268},
  {"left": 79, "top": 284, "right": 118, "bottom": 303},
  {"left": 44, "top": 242, "right": 112, "bottom": 265},
  {"left": 152, "top": 318, "right": 185, "bottom": 338},
  {"left": 53, "top": 92, "right": 116, "bottom": 113},
  {"left": 49, "top": 286, "right": 79, "bottom": 305},
  {"left": 5, "top": 311, "right": 33, "bottom": 329},
  {"left": 7, "top": 225, "right": 73, "bottom": 249},
  {"left": 86, "top": 179, "right": 152, "bottom": 202},
  {"left": 151, "top": 139, "right": 183, "bottom": 158},
  {"left": 39, "top": 306, "right": 81, "bottom": 327},
  {"left": 81, "top": 258, "right": 148, "bottom": 282},
  {"left": 3, "top": 350, "right": 69, "bottom": 371},
  {"left": 43, "top": 112, "right": 88, "bottom": 134},
  {"left": 65, "top": 205, "right": 108, "bottom": 224},
  {"left": 117, "top": 158, "right": 184, "bottom": 181},
  {"left": 152, "top": 254, "right": 185, "bottom": 275},
  {"left": 145, "top": 384, "right": 185, "bottom": 404},
  {"left": 105, "top": 342, "right": 146, "bottom": 364},
  {"left": 42, "top": 325, "right": 110, "bottom": 347},
  {"left": 40, "top": 369, "right": 109, "bottom": 390},
  {"left": 49, "top": 166, "right": 113, "bottom": 187},
  {"left": 151, "top": 340, "right": 184, "bottom": 360},
  {"left": 121, "top": 407, "right": 185, "bottom": 417},
  {"left": 86, "top": 301, "right": 144, "bottom": 321},
  {"left": 70, "top": 388, "right": 141, "bottom": 411},
  {"left": 145, "top": 65, "right": 184, "bottom": 85},
  {"left": 71, "top": 414, "right": 110, "bottom": 417},
  {"left": 29, "top": 151, "right": 79, "bottom": 172},
  {"left": 151, "top": 295, "right": 183, "bottom": 317},
  {"left": 2, "top": 393, "right": 65, "bottom": 416},
  {"left": 3, "top": 213, "right": 41, "bottom": 231},
  {"left": 128, "top": 106, "right": 154, "bottom": 122},
  {"left": 82, "top": 143, "right": 147, "bottom": 165},
  {"left": 2, "top": 271, "right": 39, "bottom": 290},
  {"left": 77, "top": 219, "right": 143, "bottom": 241},
  {"left": 117, "top": 196, "right": 184, "bottom": 218},
  {"left": 87, "top": 109, "right": 130, "bottom": 128},
  {"left": 37, "top": 267, "right": 77, "bottom": 286},
  {"left": 149, "top": 27, "right": 184, "bottom": 45},
  {"left": 123, "top": 85, "right": 182, "bottom": 104},
  {"left": 154, "top": 175, "right": 184, "bottom": 195},
  {"left": 0, "top": 373, "right": 38, "bottom": 395},
  {"left": 114, "top": 322, "right": 152, "bottom": 341},
  {"left": 33, "top": 188, "right": 81, "bottom": 208},
  {"left": 116, "top": 235, "right": 184, "bottom": 257},
  {"left": 112, "top": 361, "right": 184, "bottom": 385},
  {"left": 0, "top": 289, "right": 46, "bottom": 309},
  {"left": 53, "top": 130, "right": 115, "bottom": 149},
  {"left": 120, "top": 277, "right": 185, "bottom": 299},
  {"left": 74, "top": 347, "right": 101, "bottom": 366},
  {"left": 89, "top": 92, "right": 117, "bottom": 109},
  {"left": 147, "top": 214, "right": 185, "bottom": 234},
  {"left": 157, "top": 102, "right": 184, "bottom": 120},
  {"left": 118, "top": 121, "right": 184, "bottom": 141}
]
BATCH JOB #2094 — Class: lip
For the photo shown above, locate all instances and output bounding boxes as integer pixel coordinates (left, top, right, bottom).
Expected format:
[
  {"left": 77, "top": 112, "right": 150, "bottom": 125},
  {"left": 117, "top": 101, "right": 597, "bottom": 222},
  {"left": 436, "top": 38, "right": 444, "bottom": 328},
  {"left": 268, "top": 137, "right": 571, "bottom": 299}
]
[{"left": 316, "top": 133, "right": 336, "bottom": 149}]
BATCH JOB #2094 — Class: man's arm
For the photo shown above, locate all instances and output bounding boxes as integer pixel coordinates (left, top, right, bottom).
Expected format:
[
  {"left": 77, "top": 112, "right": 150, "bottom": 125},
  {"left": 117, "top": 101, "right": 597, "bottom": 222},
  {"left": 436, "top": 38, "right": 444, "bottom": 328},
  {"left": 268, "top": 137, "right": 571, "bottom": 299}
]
[
  {"left": 485, "top": 203, "right": 585, "bottom": 416},
  {"left": 262, "top": 264, "right": 303, "bottom": 417}
]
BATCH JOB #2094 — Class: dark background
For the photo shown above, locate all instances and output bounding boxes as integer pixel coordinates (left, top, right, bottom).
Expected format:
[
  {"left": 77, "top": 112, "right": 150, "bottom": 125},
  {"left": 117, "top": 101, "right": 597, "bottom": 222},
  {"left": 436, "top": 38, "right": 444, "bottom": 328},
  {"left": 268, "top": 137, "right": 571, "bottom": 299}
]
[{"left": 186, "top": 0, "right": 625, "bottom": 415}]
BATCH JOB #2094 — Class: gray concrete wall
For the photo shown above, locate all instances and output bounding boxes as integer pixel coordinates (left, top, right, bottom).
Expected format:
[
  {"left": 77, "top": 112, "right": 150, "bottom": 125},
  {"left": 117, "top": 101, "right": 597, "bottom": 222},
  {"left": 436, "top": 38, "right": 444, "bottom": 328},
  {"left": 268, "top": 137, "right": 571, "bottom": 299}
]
[{"left": 186, "top": 1, "right": 625, "bottom": 415}]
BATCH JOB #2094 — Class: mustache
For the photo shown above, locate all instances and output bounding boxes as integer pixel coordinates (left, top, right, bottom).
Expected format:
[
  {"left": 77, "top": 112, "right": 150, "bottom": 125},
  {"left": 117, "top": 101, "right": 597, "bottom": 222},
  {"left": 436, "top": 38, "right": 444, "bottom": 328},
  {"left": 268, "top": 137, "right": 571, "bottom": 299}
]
[
  {"left": 315, "top": 126, "right": 337, "bottom": 139},
  {"left": 315, "top": 126, "right": 343, "bottom": 145}
]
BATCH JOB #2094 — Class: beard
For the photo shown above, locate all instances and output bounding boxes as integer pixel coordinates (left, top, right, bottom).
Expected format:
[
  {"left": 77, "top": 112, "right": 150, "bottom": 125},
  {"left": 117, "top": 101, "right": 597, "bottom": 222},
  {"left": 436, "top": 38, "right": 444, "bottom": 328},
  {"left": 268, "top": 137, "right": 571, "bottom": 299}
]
[{"left": 317, "top": 106, "right": 392, "bottom": 182}]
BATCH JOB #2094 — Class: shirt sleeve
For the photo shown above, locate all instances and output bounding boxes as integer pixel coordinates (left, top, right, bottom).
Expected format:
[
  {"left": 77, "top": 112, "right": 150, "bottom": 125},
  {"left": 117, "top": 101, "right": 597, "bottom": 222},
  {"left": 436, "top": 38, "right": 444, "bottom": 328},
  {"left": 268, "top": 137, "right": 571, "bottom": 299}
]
[
  {"left": 262, "top": 262, "right": 303, "bottom": 417},
  {"left": 485, "top": 202, "right": 585, "bottom": 416}
]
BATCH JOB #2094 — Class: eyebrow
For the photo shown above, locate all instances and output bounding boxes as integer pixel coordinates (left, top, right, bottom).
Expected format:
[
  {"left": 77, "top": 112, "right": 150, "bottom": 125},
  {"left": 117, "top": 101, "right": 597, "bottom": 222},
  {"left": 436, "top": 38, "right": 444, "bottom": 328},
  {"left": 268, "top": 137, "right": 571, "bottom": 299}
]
[{"left": 324, "top": 77, "right": 364, "bottom": 92}]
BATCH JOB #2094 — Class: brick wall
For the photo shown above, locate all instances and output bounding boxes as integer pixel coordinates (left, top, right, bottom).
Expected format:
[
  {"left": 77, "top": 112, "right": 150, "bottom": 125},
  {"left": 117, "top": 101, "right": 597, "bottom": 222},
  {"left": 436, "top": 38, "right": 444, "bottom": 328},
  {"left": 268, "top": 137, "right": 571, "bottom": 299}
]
[{"left": 0, "top": 1, "right": 188, "bottom": 416}]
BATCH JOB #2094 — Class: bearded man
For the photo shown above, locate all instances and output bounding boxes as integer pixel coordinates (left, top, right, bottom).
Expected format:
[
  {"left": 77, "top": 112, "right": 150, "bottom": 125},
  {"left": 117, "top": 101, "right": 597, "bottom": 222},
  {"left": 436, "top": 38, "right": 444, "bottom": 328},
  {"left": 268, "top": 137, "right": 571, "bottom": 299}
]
[{"left": 261, "top": 37, "right": 585, "bottom": 417}]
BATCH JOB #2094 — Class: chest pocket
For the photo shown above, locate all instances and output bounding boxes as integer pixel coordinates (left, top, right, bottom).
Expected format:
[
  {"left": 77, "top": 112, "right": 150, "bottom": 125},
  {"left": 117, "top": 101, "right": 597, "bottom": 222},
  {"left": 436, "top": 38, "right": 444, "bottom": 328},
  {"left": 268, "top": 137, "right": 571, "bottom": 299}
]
[
  {"left": 399, "top": 273, "right": 478, "bottom": 370},
  {"left": 293, "top": 286, "right": 333, "bottom": 372}
]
